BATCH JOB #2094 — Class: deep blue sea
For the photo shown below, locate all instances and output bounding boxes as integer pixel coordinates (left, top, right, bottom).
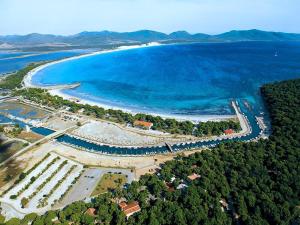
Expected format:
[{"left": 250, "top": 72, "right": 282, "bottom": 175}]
[
  {"left": 0, "top": 49, "right": 94, "bottom": 74},
  {"left": 31, "top": 42, "right": 300, "bottom": 115}
]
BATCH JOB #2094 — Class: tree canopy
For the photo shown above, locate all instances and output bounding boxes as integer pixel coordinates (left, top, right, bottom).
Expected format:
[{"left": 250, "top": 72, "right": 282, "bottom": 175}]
[
  {"left": 14, "top": 87, "right": 240, "bottom": 136},
  {"left": 3, "top": 79, "right": 300, "bottom": 224}
]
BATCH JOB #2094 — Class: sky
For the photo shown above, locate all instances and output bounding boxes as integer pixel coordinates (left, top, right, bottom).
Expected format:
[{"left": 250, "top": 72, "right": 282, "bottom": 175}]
[{"left": 1, "top": 0, "right": 300, "bottom": 35}]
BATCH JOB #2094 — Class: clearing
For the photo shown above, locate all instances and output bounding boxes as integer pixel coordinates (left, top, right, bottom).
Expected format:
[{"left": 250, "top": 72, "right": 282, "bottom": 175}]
[{"left": 91, "top": 173, "right": 127, "bottom": 196}]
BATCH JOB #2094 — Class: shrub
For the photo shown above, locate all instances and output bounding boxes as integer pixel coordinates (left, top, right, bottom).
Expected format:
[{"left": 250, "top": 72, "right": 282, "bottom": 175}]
[
  {"left": 21, "top": 197, "right": 29, "bottom": 208},
  {"left": 30, "top": 176, "right": 36, "bottom": 182},
  {"left": 22, "top": 213, "right": 38, "bottom": 223},
  {"left": 19, "top": 173, "right": 26, "bottom": 180},
  {"left": 23, "top": 142, "right": 29, "bottom": 147},
  {"left": 5, "top": 218, "right": 20, "bottom": 225},
  {"left": 9, "top": 195, "right": 17, "bottom": 199},
  {"left": 0, "top": 214, "right": 5, "bottom": 223}
]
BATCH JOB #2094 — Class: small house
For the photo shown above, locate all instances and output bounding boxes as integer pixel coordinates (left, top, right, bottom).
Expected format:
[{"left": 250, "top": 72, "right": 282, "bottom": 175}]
[
  {"left": 119, "top": 201, "right": 141, "bottom": 218},
  {"left": 85, "top": 208, "right": 96, "bottom": 217},
  {"left": 187, "top": 173, "right": 201, "bottom": 181},
  {"left": 133, "top": 120, "right": 153, "bottom": 130},
  {"left": 224, "top": 129, "right": 234, "bottom": 135}
]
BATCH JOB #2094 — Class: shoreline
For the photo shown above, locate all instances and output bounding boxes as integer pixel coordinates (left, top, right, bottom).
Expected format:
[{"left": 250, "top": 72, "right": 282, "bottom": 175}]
[
  {"left": 23, "top": 42, "right": 235, "bottom": 123},
  {"left": 23, "top": 42, "right": 161, "bottom": 88},
  {"left": 49, "top": 89, "right": 235, "bottom": 122}
]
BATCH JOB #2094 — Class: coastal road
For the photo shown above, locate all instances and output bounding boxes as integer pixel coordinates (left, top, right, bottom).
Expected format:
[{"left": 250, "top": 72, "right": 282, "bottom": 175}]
[{"left": 0, "top": 125, "right": 77, "bottom": 167}]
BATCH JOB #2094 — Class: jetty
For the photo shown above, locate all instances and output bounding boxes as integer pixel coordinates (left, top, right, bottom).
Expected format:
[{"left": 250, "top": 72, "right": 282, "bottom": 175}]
[
  {"left": 165, "top": 142, "right": 173, "bottom": 152},
  {"left": 33, "top": 82, "right": 80, "bottom": 90},
  {"left": 22, "top": 81, "right": 80, "bottom": 91}
]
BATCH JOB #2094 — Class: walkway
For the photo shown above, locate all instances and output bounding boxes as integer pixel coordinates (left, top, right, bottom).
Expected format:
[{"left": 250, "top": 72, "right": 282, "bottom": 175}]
[{"left": 0, "top": 125, "right": 77, "bottom": 167}]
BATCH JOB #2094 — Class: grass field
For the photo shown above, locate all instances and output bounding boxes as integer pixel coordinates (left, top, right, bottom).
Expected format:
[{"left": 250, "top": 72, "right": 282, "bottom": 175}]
[
  {"left": 0, "top": 140, "right": 25, "bottom": 163},
  {"left": 0, "top": 140, "right": 27, "bottom": 187},
  {"left": 17, "top": 131, "right": 43, "bottom": 143},
  {"left": 91, "top": 173, "right": 126, "bottom": 196},
  {"left": 0, "top": 158, "right": 23, "bottom": 188}
]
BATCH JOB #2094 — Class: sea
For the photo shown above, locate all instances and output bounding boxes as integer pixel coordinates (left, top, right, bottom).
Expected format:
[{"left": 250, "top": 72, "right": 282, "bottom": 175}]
[
  {"left": 2, "top": 41, "right": 300, "bottom": 154},
  {"left": 12, "top": 42, "right": 300, "bottom": 116}
]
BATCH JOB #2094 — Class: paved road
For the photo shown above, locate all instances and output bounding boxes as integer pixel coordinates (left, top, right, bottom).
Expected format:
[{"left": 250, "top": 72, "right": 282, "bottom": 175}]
[
  {"left": 0, "top": 125, "right": 77, "bottom": 167},
  {"left": 1, "top": 202, "right": 27, "bottom": 220}
]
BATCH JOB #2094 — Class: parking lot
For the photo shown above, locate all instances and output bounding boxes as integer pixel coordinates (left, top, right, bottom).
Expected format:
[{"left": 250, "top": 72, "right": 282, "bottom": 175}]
[
  {"left": 55, "top": 167, "right": 134, "bottom": 208},
  {"left": 0, "top": 152, "right": 83, "bottom": 215}
]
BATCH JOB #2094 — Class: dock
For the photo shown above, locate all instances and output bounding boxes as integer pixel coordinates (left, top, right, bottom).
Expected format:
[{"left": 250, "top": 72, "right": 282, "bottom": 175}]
[
  {"left": 23, "top": 82, "right": 81, "bottom": 91},
  {"left": 39, "top": 82, "right": 80, "bottom": 90},
  {"left": 165, "top": 142, "right": 173, "bottom": 152},
  {"left": 256, "top": 116, "right": 267, "bottom": 131}
]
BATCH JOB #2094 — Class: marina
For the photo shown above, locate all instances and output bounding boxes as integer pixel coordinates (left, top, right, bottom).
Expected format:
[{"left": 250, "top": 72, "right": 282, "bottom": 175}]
[
  {"left": 0, "top": 98, "right": 263, "bottom": 156},
  {"left": 0, "top": 0, "right": 299, "bottom": 222}
]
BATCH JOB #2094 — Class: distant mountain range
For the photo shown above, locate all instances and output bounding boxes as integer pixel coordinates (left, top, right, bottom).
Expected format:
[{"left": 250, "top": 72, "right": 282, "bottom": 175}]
[{"left": 1, "top": 29, "right": 300, "bottom": 49}]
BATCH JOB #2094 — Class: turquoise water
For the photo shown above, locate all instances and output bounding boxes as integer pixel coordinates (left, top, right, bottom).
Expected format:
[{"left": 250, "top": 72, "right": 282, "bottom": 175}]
[{"left": 32, "top": 42, "right": 300, "bottom": 116}]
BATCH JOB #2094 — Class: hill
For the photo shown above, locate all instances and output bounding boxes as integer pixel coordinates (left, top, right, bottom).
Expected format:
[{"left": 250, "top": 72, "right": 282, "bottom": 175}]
[
  {"left": 215, "top": 29, "right": 300, "bottom": 41},
  {"left": 1, "top": 29, "right": 300, "bottom": 49}
]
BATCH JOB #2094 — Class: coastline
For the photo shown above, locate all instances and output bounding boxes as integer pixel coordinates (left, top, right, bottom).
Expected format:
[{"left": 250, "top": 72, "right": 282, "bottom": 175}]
[
  {"left": 23, "top": 42, "right": 161, "bottom": 88},
  {"left": 49, "top": 89, "right": 235, "bottom": 122},
  {"left": 23, "top": 42, "right": 236, "bottom": 122}
]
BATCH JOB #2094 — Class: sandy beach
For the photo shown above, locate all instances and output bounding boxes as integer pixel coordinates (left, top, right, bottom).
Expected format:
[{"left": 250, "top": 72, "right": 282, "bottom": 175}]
[
  {"left": 48, "top": 89, "right": 235, "bottom": 122},
  {"left": 23, "top": 42, "right": 161, "bottom": 88},
  {"left": 23, "top": 42, "right": 235, "bottom": 123}
]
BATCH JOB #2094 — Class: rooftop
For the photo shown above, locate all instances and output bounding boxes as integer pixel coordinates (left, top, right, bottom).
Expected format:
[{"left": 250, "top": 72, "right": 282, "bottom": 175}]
[
  {"left": 187, "top": 173, "right": 201, "bottom": 181},
  {"left": 133, "top": 120, "right": 153, "bottom": 128},
  {"left": 119, "top": 201, "right": 141, "bottom": 218},
  {"left": 224, "top": 129, "right": 234, "bottom": 135},
  {"left": 85, "top": 208, "right": 96, "bottom": 217}
]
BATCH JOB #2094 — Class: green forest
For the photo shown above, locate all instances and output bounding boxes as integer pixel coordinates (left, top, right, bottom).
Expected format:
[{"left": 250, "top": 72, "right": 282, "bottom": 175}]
[
  {"left": 14, "top": 87, "right": 240, "bottom": 136},
  {"left": 2, "top": 79, "right": 299, "bottom": 224},
  {"left": 0, "top": 63, "right": 45, "bottom": 90}
]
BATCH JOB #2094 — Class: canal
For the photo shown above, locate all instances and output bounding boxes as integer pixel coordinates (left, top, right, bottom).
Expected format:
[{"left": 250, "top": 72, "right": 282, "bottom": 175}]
[{"left": 0, "top": 99, "right": 263, "bottom": 155}]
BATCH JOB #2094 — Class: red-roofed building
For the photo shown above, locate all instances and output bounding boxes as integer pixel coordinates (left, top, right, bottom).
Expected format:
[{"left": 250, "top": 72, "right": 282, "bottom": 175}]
[
  {"left": 224, "top": 129, "right": 234, "bottom": 135},
  {"left": 85, "top": 208, "right": 96, "bottom": 217},
  {"left": 187, "top": 173, "right": 201, "bottom": 181},
  {"left": 133, "top": 120, "right": 153, "bottom": 129},
  {"left": 119, "top": 201, "right": 127, "bottom": 210},
  {"left": 119, "top": 201, "right": 141, "bottom": 218}
]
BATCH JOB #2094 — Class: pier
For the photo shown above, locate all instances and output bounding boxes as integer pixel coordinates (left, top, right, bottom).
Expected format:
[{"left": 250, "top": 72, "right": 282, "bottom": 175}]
[
  {"left": 165, "top": 142, "right": 173, "bottom": 152},
  {"left": 23, "top": 82, "right": 81, "bottom": 91},
  {"left": 38, "top": 82, "right": 80, "bottom": 90}
]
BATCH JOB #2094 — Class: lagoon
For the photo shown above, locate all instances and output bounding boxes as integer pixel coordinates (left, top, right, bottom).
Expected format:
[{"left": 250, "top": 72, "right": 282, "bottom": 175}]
[
  {"left": 30, "top": 42, "right": 300, "bottom": 116},
  {"left": 0, "top": 49, "right": 94, "bottom": 75}
]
